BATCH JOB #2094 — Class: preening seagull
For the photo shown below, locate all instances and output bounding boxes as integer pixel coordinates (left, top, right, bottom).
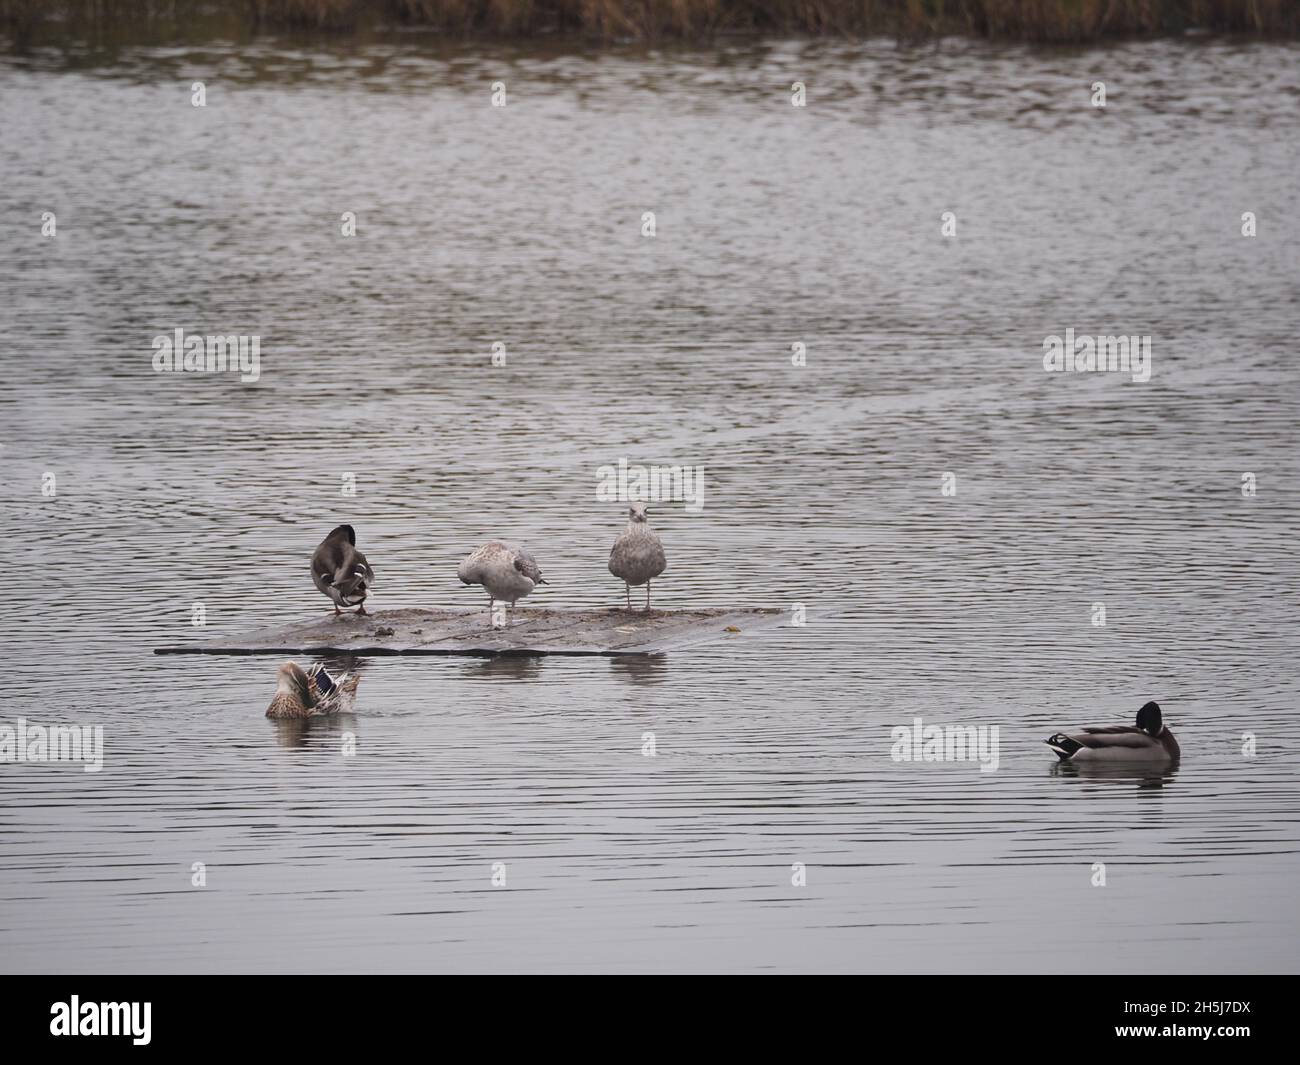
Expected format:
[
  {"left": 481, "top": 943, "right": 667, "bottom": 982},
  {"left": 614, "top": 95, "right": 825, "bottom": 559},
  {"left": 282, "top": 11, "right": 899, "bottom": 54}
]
[
  {"left": 457, "top": 540, "right": 547, "bottom": 625},
  {"left": 608, "top": 502, "right": 666, "bottom": 610}
]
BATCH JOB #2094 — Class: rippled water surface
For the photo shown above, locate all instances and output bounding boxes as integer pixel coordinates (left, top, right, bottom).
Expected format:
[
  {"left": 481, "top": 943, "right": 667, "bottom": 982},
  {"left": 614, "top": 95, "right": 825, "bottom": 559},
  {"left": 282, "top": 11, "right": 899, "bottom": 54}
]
[{"left": 2, "top": 33, "right": 1298, "bottom": 973}]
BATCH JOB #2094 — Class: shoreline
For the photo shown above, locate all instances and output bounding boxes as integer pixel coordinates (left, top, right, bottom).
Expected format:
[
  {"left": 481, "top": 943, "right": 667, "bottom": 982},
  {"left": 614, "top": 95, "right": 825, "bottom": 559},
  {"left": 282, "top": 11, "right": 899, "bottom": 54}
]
[{"left": 3, "top": 1, "right": 1299, "bottom": 50}]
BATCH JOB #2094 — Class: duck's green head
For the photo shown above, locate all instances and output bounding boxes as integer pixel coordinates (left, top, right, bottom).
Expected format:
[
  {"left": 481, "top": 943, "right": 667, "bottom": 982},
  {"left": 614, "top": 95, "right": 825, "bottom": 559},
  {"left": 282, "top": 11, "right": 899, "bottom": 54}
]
[
  {"left": 1137, "top": 701, "right": 1163, "bottom": 735},
  {"left": 326, "top": 524, "right": 356, "bottom": 545}
]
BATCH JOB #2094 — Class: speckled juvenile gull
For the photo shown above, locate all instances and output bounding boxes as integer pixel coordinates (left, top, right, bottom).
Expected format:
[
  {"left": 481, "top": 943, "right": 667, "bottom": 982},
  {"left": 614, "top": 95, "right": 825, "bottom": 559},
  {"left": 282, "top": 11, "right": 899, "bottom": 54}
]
[
  {"left": 457, "top": 540, "right": 547, "bottom": 625},
  {"left": 608, "top": 503, "right": 667, "bottom": 610}
]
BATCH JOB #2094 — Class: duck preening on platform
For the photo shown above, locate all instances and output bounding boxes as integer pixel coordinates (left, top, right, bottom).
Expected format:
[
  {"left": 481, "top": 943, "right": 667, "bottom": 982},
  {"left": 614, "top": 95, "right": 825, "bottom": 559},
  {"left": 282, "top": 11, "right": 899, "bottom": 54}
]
[
  {"left": 1045, "top": 701, "right": 1180, "bottom": 762},
  {"left": 609, "top": 503, "right": 666, "bottom": 610},
  {"left": 457, "top": 540, "right": 548, "bottom": 625},
  {"left": 311, "top": 524, "right": 375, "bottom": 616},
  {"left": 265, "top": 662, "right": 359, "bottom": 719}
]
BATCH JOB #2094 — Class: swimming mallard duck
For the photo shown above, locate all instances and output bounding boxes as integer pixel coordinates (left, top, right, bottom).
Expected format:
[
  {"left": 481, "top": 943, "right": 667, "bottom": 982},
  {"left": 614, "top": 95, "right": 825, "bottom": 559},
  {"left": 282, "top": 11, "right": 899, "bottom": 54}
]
[
  {"left": 311, "top": 524, "right": 375, "bottom": 616},
  {"left": 265, "top": 662, "right": 359, "bottom": 719},
  {"left": 457, "top": 540, "right": 547, "bottom": 625},
  {"left": 1045, "top": 700, "right": 1180, "bottom": 762},
  {"left": 609, "top": 503, "right": 666, "bottom": 610}
]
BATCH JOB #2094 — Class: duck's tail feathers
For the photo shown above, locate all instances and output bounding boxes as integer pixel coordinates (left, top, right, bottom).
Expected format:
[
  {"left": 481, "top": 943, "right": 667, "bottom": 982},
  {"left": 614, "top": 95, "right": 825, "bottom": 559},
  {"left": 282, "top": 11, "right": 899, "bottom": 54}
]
[{"left": 1045, "top": 733, "right": 1082, "bottom": 760}]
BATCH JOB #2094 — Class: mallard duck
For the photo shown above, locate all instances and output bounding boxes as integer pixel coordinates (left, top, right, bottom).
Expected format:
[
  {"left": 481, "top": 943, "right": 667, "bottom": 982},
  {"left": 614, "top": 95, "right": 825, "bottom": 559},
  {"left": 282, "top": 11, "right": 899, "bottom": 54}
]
[
  {"left": 311, "top": 524, "right": 375, "bottom": 616},
  {"left": 609, "top": 503, "right": 666, "bottom": 610},
  {"left": 1046, "top": 701, "right": 1180, "bottom": 762},
  {"left": 457, "top": 540, "right": 547, "bottom": 625},
  {"left": 265, "top": 662, "right": 359, "bottom": 719}
]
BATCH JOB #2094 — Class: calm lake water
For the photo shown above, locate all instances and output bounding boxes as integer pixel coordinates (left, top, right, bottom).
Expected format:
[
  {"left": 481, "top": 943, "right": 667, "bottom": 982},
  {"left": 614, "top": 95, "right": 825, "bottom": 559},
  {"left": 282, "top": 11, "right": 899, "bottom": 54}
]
[{"left": 2, "top": 32, "right": 1298, "bottom": 973}]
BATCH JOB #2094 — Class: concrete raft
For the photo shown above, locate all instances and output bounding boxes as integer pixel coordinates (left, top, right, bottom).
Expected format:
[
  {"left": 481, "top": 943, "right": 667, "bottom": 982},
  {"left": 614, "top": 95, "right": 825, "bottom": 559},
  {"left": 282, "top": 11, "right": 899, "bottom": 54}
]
[{"left": 154, "top": 606, "right": 788, "bottom": 657}]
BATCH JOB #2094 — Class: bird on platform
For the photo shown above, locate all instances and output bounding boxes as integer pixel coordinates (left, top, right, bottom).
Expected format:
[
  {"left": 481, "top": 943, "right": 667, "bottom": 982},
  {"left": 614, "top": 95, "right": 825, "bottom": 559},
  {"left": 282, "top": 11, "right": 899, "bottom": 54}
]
[
  {"left": 1045, "top": 701, "right": 1180, "bottom": 763},
  {"left": 265, "top": 661, "right": 359, "bottom": 719},
  {"left": 311, "top": 524, "right": 375, "bottom": 616},
  {"left": 609, "top": 502, "right": 666, "bottom": 610},
  {"left": 457, "top": 540, "right": 547, "bottom": 625}
]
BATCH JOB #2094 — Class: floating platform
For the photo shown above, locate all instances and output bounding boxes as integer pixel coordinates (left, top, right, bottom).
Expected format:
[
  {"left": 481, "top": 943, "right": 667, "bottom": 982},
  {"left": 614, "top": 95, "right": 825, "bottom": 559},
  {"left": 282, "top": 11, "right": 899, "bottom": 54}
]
[{"left": 153, "top": 606, "right": 788, "bottom": 657}]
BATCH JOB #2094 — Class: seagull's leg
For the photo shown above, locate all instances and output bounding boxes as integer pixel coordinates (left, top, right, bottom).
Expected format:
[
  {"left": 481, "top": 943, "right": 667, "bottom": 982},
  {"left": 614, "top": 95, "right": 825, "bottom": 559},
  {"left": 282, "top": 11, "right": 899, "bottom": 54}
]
[
  {"left": 645, "top": 581, "right": 651, "bottom": 611},
  {"left": 625, "top": 582, "right": 631, "bottom": 610},
  {"left": 356, "top": 602, "right": 368, "bottom": 616},
  {"left": 334, "top": 605, "right": 342, "bottom": 617}
]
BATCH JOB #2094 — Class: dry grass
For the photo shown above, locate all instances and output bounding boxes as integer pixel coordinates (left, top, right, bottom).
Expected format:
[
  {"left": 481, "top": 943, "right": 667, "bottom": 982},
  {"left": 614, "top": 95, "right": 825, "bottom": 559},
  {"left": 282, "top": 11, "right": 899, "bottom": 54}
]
[{"left": 1, "top": 0, "right": 1296, "bottom": 41}]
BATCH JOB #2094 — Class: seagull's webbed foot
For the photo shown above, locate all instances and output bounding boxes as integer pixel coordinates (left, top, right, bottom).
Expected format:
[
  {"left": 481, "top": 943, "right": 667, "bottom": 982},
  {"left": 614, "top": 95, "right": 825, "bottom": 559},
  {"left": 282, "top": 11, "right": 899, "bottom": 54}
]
[{"left": 356, "top": 603, "right": 368, "bottom": 616}]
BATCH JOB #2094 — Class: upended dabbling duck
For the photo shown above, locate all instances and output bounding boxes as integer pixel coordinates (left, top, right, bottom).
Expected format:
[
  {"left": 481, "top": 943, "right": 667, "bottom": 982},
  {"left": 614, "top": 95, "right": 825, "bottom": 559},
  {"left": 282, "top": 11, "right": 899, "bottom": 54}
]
[{"left": 265, "top": 661, "right": 359, "bottom": 719}]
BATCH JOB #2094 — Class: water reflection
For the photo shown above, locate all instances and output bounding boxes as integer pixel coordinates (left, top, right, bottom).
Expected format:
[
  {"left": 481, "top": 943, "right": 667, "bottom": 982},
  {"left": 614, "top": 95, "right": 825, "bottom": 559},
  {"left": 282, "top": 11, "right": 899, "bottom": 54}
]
[
  {"left": 318, "top": 654, "right": 368, "bottom": 674},
  {"left": 1052, "top": 761, "right": 1180, "bottom": 791},
  {"left": 464, "top": 654, "right": 546, "bottom": 682},
  {"left": 609, "top": 652, "right": 669, "bottom": 685},
  {"left": 269, "top": 712, "right": 359, "bottom": 750}
]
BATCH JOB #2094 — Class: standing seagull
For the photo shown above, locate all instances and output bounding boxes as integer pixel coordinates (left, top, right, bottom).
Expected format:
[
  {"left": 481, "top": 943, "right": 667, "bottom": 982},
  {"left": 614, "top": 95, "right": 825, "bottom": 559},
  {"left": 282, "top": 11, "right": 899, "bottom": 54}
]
[
  {"left": 311, "top": 524, "right": 375, "bottom": 616},
  {"left": 609, "top": 503, "right": 666, "bottom": 610},
  {"left": 457, "top": 540, "right": 547, "bottom": 625}
]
